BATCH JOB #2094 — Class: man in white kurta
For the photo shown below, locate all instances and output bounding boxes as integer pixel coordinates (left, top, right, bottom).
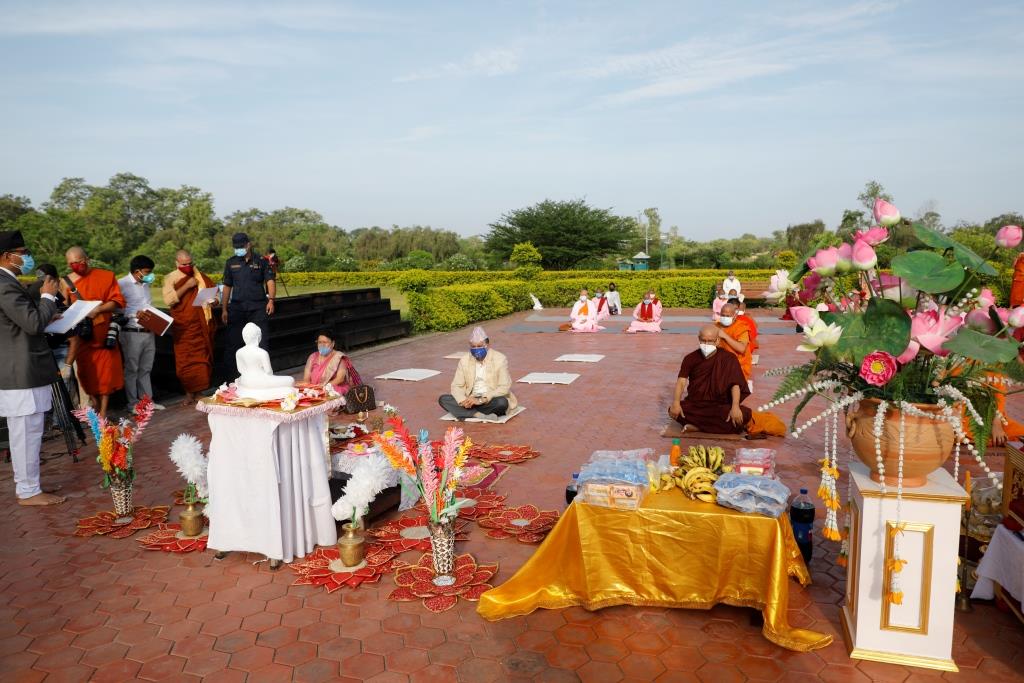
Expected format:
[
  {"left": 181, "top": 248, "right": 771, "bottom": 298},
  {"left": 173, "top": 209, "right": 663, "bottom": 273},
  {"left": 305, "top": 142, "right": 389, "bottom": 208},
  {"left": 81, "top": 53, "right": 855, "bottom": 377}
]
[
  {"left": 570, "top": 289, "right": 603, "bottom": 332},
  {"left": 0, "top": 230, "right": 64, "bottom": 506},
  {"left": 722, "top": 271, "right": 742, "bottom": 297}
]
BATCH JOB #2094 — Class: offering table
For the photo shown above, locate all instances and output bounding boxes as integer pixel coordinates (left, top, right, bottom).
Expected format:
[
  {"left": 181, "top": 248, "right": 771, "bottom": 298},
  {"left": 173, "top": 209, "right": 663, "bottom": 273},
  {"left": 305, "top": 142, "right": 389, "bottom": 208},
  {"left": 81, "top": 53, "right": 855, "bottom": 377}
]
[
  {"left": 198, "top": 397, "right": 343, "bottom": 564},
  {"left": 477, "top": 490, "right": 831, "bottom": 652}
]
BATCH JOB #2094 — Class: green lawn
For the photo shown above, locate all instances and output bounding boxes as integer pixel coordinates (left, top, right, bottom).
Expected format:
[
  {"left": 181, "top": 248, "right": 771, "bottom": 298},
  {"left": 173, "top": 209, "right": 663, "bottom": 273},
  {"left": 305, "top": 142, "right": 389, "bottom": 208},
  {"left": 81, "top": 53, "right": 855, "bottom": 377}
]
[{"left": 276, "top": 281, "right": 409, "bottom": 319}]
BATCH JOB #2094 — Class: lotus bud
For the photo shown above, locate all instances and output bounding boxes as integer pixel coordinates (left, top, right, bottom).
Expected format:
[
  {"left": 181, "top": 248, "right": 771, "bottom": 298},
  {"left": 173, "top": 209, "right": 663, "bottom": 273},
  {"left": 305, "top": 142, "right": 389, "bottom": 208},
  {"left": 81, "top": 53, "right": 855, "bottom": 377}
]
[
  {"left": 851, "top": 239, "right": 877, "bottom": 270},
  {"left": 995, "top": 225, "right": 1023, "bottom": 249},
  {"left": 873, "top": 199, "right": 901, "bottom": 227}
]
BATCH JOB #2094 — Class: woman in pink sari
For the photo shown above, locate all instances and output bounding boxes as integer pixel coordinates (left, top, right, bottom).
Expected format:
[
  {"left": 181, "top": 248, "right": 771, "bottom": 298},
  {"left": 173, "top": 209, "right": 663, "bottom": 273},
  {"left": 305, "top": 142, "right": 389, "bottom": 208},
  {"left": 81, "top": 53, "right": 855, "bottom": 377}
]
[{"left": 302, "top": 330, "right": 361, "bottom": 395}]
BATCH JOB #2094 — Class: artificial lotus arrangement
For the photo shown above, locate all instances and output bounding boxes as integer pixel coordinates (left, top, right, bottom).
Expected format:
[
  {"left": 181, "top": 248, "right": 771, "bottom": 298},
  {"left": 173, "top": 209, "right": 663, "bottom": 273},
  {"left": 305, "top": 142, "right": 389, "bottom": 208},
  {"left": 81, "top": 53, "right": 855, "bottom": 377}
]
[
  {"left": 371, "top": 418, "right": 473, "bottom": 524},
  {"left": 75, "top": 396, "right": 154, "bottom": 488},
  {"left": 763, "top": 201, "right": 1023, "bottom": 605},
  {"left": 168, "top": 434, "right": 209, "bottom": 505}
]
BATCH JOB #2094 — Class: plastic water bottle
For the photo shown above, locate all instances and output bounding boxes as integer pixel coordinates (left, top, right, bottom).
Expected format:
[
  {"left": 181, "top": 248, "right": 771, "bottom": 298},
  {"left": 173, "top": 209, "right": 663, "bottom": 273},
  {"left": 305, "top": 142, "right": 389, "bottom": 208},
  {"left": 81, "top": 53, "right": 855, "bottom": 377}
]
[
  {"left": 790, "top": 488, "right": 815, "bottom": 564},
  {"left": 565, "top": 473, "right": 580, "bottom": 505}
]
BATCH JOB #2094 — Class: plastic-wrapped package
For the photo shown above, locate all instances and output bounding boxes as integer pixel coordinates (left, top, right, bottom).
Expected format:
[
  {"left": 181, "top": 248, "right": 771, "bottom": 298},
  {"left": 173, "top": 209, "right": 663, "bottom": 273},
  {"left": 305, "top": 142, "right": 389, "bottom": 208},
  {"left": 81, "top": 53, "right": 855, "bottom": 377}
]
[
  {"left": 576, "top": 449, "right": 653, "bottom": 488},
  {"left": 579, "top": 479, "right": 647, "bottom": 510},
  {"left": 713, "top": 473, "right": 791, "bottom": 518},
  {"left": 733, "top": 448, "right": 776, "bottom": 478}
]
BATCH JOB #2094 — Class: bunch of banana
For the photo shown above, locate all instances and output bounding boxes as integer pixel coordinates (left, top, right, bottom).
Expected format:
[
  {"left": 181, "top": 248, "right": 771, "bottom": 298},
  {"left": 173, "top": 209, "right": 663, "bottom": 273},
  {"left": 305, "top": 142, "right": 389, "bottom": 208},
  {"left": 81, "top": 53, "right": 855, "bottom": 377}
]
[
  {"left": 648, "top": 462, "right": 689, "bottom": 493},
  {"left": 680, "top": 466, "right": 718, "bottom": 503},
  {"left": 680, "top": 445, "right": 728, "bottom": 475}
]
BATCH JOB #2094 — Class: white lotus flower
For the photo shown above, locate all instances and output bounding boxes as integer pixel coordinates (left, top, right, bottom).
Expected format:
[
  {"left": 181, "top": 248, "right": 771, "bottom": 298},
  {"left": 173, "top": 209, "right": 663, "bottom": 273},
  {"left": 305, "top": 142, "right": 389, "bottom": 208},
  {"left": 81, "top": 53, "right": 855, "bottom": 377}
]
[
  {"left": 765, "top": 269, "right": 797, "bottom": 301},
  {"left": 280, "top": 391, "right": 299, "bottom": 412},
  {"left": 797, "top": 319, "right": 843, "bottom": 352}
]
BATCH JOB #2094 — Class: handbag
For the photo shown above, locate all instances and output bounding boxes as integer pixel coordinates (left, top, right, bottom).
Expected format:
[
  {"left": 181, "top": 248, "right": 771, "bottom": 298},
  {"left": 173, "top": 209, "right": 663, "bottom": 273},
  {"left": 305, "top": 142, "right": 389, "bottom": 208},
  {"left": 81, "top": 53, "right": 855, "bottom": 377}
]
[{"left": 343, "top": 384, "right": 376, "bottom": 414}]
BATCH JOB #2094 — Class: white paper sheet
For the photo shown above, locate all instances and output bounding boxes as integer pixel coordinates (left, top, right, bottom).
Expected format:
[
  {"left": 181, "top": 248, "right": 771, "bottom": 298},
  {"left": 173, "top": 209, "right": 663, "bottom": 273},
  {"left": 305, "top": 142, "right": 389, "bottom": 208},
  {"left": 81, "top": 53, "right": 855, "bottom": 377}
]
[
  {"left": 374, "top": 368, "right": 442, "bottom": 381},
  {"left": 554, "top": 354, "right": 605, "bottom": 363},
  {"left": 440, "top": 406, "right": 527, "bottom": 423},
  {"left": 192, "top": 287, "right": 219, "bottom": 307},
  {"left": 443, "top": 353, "right": 465, "bottom": 359},
  {"left": 517, "top": 372, "right": 579, "bottom": 385},
  {"left": 44, "top": 300, "right": 100, "bottom": 334},
  {"left": 143, "top": 306, "right": 174, "bottom": 336}
]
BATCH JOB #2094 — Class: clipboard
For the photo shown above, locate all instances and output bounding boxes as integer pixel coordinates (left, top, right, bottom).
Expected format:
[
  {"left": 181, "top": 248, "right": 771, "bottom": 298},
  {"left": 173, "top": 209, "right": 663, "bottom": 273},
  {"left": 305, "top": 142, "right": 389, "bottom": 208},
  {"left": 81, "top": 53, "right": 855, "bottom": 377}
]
[
  {"left": 136, "top": 307, "right": 174, "bottom": 336},
  {"left": 45, "top": 300, "right": 100, "bottom": 335}
]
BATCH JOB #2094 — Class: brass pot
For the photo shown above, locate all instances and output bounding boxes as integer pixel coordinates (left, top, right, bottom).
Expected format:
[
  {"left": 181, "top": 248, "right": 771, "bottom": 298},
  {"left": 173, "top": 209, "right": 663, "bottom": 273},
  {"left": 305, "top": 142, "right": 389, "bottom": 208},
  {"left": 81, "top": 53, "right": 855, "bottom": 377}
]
[
  {"left": 179, "top": 503, "right": 204, "bottom": 537},
  {"left": 337, "top": 522, "right": 366, "bottom": 567},
  {"left": 847, "top": 398, "right": 956, "bottom": 487}
]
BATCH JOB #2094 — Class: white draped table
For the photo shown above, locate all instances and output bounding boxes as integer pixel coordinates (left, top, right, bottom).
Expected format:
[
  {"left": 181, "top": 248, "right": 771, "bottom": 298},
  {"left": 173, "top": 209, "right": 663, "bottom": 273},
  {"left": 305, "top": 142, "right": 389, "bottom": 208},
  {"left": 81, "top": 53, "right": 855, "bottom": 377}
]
[{"left": 198, "top": 398, "right": 343, "bottom": 562}]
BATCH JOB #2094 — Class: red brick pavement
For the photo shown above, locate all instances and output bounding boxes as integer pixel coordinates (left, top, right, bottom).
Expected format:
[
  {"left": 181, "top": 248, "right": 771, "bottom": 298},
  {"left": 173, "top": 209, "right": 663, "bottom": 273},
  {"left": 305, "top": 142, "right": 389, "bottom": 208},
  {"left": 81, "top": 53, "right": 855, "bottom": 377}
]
[{"left": 1, "top": 308, "right": 1022, "bottom": 682}]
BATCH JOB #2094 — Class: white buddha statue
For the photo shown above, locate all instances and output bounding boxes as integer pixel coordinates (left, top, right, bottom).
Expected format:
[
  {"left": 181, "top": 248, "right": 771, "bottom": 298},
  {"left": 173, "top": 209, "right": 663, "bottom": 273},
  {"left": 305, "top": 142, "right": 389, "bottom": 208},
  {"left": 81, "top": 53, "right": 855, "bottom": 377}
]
[{"left": 235, "top": 323, "right": 295, "bottom": 400}]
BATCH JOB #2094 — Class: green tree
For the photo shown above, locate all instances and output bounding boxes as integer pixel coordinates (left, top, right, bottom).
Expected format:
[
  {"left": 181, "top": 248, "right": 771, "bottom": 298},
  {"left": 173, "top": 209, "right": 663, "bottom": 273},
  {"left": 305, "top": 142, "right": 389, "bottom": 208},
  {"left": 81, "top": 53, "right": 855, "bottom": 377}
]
[
  {"left": 776, "top": 250, "right": 798, "bottom": 269},
  {"left": 0, "top": 194, "right": 33, "bottom": 229},
  {"left": 510, "top": 242, "right": 542, "bottom": 266},
  {"left": 486, "top": 199, "right": 633, "bottom": 270},
  {"left": 785, "top": 220, "right": 826, "bottom": 250},
  {"left": 857, "top": 180, "right": 893, "bottom": 213}
]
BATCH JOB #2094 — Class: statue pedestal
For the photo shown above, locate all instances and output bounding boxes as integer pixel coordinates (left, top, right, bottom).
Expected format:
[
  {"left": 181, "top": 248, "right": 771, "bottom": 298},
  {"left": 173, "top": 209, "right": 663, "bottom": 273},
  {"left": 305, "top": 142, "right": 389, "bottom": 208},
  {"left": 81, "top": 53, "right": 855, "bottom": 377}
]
[{"left": 841, "top": 460, "right": 966, "bottom": 672}]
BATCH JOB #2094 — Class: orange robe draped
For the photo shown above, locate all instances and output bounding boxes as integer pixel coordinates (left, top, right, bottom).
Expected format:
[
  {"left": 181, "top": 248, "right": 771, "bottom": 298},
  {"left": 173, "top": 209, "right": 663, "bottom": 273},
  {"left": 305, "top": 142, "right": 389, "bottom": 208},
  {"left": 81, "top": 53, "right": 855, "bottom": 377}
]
[
  {"left": 1012, "top": 254, "right": 1024, "bottom": 307},
  {"left": 163, "top": 269, "right": 217, "bottom": 394},
  {"left": 962, "top": 374, "right": 1024, "bottom": 446},
  {"left": 69, "top": 269, "right": 125, "bottom": 395},
  {"left": 720, "top": 320, "right": 753, "bottom": 381}
]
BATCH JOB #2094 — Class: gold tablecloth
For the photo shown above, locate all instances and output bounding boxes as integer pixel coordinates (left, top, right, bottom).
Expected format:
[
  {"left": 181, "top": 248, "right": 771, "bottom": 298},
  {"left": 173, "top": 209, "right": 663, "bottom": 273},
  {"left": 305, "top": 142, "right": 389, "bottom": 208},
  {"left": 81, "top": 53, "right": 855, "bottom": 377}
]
[{"left": 477, "top": 493, "right": 832, "bottom": 652}]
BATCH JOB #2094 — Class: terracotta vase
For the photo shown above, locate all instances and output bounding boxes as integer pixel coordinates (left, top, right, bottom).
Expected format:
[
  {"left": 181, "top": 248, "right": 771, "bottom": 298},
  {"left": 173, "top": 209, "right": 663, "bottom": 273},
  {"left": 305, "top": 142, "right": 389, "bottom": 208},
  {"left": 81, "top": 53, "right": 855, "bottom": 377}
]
[{"left": 846, "top": 398, "right": 956, "bottom": 487}]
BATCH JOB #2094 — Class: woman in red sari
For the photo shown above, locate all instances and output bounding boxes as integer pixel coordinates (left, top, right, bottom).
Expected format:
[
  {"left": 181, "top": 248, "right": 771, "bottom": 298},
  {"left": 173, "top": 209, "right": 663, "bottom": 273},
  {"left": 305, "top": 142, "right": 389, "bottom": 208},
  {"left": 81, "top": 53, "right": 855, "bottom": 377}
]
[{"left": 302, "top": 330, "right": 361, "bottom": 395}]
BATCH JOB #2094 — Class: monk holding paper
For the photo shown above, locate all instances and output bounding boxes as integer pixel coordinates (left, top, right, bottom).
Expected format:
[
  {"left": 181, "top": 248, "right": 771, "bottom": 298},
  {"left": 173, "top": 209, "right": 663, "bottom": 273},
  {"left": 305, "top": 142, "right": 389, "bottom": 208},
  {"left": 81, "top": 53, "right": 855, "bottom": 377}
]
[
  {"left": 669, "top": 325, "right": 783, "bottom": 436},
  {"left": 162, "top": 250, "right": 218, "bottom": 405}
]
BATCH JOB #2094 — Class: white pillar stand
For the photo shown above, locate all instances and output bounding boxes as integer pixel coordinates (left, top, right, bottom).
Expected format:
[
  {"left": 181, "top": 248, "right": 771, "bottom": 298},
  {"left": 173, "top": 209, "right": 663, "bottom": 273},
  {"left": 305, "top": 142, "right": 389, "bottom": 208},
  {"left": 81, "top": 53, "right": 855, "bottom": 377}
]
[{"left": 841, "top": 460, "right": 966, "bottom": 672}]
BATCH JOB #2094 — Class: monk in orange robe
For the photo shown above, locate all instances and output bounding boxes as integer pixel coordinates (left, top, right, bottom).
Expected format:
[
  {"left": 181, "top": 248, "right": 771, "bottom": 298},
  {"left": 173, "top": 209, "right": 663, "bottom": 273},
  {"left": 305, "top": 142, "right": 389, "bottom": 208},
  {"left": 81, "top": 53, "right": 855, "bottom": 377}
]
[
  {"left": 61, "top": 247, "right": 125, "bottom": 418},
  {"left": 716, "top": 303, "right": 753, "bottom": 388},
  {"left": 962, "top": 374, "right": 1024, "bottom": 447},
  {"left": 162, "top": 250, "right": 218, "bottom": 405}
]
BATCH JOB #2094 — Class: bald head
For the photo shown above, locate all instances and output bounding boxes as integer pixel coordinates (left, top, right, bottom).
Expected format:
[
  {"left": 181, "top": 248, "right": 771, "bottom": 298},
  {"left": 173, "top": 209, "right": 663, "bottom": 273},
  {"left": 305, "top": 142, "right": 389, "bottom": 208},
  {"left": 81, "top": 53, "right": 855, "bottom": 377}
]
[
  {"left": 175, "top": 250, "right": 194, "bottom": 267},
  {"left": 65, "top": 246, "right": 86, "bottom": 261},
  {"left": 698, "top": 325, "right": 720, "bottom": 343},
  {"left": 720, "top": 303, "right": 737, "bottom": 318},
  {"left": 65, "top": 246, "right": 88, "bottom": 272}
]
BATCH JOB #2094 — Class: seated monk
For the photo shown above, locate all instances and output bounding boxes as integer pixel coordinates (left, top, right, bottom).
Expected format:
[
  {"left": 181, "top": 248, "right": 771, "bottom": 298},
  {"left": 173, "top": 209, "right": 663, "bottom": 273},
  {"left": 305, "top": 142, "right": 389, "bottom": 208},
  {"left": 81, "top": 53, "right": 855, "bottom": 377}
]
[
  {"left": 592, "top": 288, "right": 610, "bottom": 321},
  {"left": 964, "top": 374, "right": 1024, "bottom": 446},
  {"left": 569, "top": 289, "right": 603, "bottom": 333},
  {"left": 732, "top": 297, "right": 759, "bottom": 363},
  {"left": 626, "top": 289, "right": 662, "bottom": 333},
  {"left": 668, "top": 325, "right": 784, "bottom": 436},
  {"left": 716, "top": 302, "right": 753, "bottom": 390}
]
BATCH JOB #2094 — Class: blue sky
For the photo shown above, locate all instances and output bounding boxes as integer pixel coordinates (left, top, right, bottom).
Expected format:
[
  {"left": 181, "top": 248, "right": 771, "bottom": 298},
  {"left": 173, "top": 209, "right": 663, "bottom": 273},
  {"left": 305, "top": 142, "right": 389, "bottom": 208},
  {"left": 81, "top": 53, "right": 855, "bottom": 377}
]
[{"left": 1, "top": 0, "right": 1022, "bottom": 238}]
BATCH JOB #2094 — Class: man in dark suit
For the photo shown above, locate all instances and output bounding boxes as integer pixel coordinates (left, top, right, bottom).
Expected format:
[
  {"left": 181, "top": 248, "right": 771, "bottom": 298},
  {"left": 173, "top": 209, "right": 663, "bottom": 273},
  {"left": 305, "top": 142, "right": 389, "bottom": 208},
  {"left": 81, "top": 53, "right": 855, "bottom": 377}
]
[{"left": 0, "top": 231, "right": 65, "bottom": 505}]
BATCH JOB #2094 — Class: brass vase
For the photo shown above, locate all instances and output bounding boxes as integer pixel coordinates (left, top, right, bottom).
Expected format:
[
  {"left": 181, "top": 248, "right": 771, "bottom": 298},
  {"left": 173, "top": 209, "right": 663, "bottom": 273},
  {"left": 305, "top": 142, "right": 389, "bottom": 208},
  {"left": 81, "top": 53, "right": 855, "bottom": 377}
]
[
  {"left": 179, "top": 502, "right": 204, "bottom": 537},
  {"left": 337, "top": 522, "right": 366, "bottom": 567}
]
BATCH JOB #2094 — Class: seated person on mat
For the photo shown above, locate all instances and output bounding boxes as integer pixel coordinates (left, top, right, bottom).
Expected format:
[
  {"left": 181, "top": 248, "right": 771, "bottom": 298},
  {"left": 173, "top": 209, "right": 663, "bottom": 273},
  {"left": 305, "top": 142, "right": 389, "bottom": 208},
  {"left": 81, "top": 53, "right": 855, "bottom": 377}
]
[
  {"left": 668, "top": 325, "right": 784, "bottom": 436},
  {"left": 592, "top": 288, "right": 611, "bottom": 322},
  {"left": 626, "top": 289, "right": 662, "bottom": 333},
  {"left": 568, "top": 289, "right": 602, "bottom": 332},
  {"left": 438, "top": 326, "right": 518, "bottom": 422},
  {"left": 717, "top": 301, "right": 754, "bottom": 391}
]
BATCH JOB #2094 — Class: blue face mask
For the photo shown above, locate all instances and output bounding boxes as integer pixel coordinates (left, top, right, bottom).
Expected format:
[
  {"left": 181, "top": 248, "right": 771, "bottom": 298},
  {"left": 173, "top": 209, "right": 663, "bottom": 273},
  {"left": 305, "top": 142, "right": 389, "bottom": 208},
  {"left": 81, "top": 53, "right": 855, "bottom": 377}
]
[
  {"left": 16, "top": 253, "right": 35, "bottom": 275},
  {"left": 470, "top": 347, "right": 487, "bottom": 360},
  {"left": 318, "top": 345, "right": 332, "bottom": 356},
  {"left": 140, "top": 273, "right": 155, "bottom": 284},
  {"left": 234, "top": 247, "right": 247, "bottom": 258}
]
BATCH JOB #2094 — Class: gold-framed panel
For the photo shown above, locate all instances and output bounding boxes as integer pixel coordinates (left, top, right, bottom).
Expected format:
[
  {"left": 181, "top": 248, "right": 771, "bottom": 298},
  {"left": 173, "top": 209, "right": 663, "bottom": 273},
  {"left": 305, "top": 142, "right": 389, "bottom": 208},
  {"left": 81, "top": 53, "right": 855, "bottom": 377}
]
[
  {"left": 840, "top": 606, "right": 958, "bottom": 672},
  {"left": 880, "top": 521, "right": 933, "bottom": 634},
  {"left": 846, "top": 501, "right": 860, "bottom": 621},
  {"left": 1003, "top": 445, "right": 1024, "bottom": 529}
]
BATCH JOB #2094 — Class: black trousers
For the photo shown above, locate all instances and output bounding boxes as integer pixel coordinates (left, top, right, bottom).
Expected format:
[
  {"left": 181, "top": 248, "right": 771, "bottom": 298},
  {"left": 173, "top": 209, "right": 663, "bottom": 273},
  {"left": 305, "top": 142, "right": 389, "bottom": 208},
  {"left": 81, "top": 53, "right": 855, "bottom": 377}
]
[
  {"left": 438, "top": 394, "right": 509, "bottom": 420},
  {"left": 223, "top": 304, "right": 270, "bottom": 378}
]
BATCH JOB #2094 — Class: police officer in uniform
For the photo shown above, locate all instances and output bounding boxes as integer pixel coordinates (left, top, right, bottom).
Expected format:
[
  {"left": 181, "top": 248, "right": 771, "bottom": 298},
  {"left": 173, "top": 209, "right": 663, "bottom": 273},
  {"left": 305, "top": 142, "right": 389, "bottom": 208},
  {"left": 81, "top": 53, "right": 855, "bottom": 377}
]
[{"left": 221, "top": 232, "right": 276, "bottom": 378}]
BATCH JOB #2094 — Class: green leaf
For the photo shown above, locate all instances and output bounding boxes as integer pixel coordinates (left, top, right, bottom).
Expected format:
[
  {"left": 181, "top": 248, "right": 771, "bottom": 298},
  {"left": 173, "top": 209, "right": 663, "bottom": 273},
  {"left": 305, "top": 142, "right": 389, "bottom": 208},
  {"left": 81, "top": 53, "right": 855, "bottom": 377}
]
[
  {"left": 832, "top": 299, "right": 911, "bottom": 365},
  {"left": 913, "top": 223, "right": 997, "bottom": 276},
  {"left": 890, "top": 251, "right": 965, "bottom": 293},
  {"left": 941, "top": 328, "right": 1021, "bottom": 363}
]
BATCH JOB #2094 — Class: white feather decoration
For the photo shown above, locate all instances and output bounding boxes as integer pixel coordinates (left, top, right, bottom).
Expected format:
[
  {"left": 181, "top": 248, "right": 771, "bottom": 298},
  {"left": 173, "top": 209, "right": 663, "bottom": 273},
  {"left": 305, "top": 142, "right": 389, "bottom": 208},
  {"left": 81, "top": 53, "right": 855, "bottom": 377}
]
[
  {"left": 168, "top": 433, "right": 209, "bottom": 500},
  {"left": 331, "top": 453, "right": 393, "bottom": 523}
]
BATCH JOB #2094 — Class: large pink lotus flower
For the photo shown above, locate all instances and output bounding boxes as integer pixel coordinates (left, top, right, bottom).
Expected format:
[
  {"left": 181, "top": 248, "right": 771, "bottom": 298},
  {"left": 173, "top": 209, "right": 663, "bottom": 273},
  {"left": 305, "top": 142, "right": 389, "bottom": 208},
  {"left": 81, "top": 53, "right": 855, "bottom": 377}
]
[
  {"left": 789, "top": 306, "right": 820, "bottom": 328},
  {"left": 909, "top": 308, "right": 964, "bottom": 357},
  {"left": 851, "top": 240, "right": 877, "bottom": 270},
  {"left": 835, "top": 243, "right": 853, "bottom": 272},
  {"left": 854, "top": 225, "right": 889, "bottom": 246},
  {"left": 873, "top": 199, "right": 901, "bottom": 227},
  {"left": 874, "top": 274, "right": 917, "bottom": 304},
  {"left": 809, "top": 247, "right": 839, "bottom": 276},
  {"left": 995, "top": 225, "right": 1023, "bottom": 249},
  {"left": 860, "top": 351, "right": 898, "bottom": 386}
]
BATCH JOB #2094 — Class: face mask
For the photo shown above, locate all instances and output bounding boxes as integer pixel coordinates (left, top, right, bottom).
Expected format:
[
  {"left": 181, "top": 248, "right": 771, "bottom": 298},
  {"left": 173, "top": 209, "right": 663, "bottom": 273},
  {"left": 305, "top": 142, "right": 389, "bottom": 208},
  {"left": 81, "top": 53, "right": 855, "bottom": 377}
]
[
  {"left": 14, "top": 253, "right": 34, "bottom": 275},
  {"left": 70, "top": 262, "right": 88, "bottom": 275},
  {"left": 140, "top": 273, "right": 155, "bottom": 284},
  {"left": 178, "top": 265, "right": 194, "bottom": 276},
  {"left": 470, "top": 347, "right": 487, "bottom": 361},
  {"left": 318, "top": 345, "right": 332, "bottom": 356},
  {"left": 579, "top": 295, "right": 587, "bottom": 302},
  {"left": 596, "top": 293, "right": 604, "bottom": 298},
  {"left": 609, "top": 286, "right": 615, "bottom": 291},
  {"left": 699, "top": 343, "right": 717, "bottom": 357},
  {"left": 643, "top": 298, "right": 651, "bottom": 305},
  {"left": 234, "top": 248, "right": 247, "bottom": 258},
  {"left": 719, "top": 316, "right": 734, "bottom": 327}
]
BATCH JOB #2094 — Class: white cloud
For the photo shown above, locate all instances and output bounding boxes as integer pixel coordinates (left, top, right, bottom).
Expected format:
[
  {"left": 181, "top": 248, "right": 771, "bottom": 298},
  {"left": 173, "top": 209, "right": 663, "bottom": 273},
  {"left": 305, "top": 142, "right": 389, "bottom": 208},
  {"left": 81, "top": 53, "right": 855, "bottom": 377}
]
[
  {"left": 396, "top": 126, "right": 443, "bottom": 143},
  {"left": 777, "top": 0, "right": 899, "bottom": 30},
  {"left": 394, "top": 48, "right": 519, "bottom": 83}
]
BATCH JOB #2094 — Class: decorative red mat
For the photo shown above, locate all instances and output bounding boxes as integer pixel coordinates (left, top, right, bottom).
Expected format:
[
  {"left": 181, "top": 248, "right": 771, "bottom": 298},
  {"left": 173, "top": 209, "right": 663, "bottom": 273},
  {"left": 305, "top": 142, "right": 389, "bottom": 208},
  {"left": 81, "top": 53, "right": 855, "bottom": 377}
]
[
  {"left": 171, "top": 489, "right": 186, "bottom": 506},
  {"left": 462, "top": 462, "right": 509, "bottom": 490},
  {"left": 478, "top": 504, "right": 559, "bottom": 543},
  {"left": 137, "top": 523, "right": 209, "bottom": 553},
  {"left": 290, "top": 543, "right": 397, "bottom": 592},
  {"left": 367, "top": 514, "right": 471, "bottom": 554},
  {"left": 469, "top": 443, "right": 540, "bottom": 465},
  {"left": 416, "top": 489, "right": 507, "bottom": 521},
  {"left": 388, "top": 553, "right": 498, "bottom": 613},
  {"left": 74, "top": 506, "right": 170, "bottom": 539}
]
